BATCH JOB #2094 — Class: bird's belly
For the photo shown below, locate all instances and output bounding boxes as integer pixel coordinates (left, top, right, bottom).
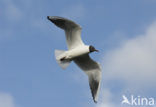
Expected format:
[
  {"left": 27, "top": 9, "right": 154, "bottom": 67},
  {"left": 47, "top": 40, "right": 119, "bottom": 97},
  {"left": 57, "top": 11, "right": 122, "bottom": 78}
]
[{"left": 66, "top": 46, "right": 89, "bottom": 60}]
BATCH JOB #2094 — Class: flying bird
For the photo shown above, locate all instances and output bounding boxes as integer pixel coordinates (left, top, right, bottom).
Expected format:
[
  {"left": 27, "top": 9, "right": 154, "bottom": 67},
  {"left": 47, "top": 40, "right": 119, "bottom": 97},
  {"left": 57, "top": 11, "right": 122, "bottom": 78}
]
[{"left": 47, "top": 16, "right": 101, "bottom": 103}]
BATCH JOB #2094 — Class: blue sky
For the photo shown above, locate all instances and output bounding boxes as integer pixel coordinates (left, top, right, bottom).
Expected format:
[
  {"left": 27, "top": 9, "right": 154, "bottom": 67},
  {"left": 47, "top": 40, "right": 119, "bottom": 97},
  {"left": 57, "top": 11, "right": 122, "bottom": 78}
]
[{"left": 1, "top": 0, "right": 156, "bottom": 107}]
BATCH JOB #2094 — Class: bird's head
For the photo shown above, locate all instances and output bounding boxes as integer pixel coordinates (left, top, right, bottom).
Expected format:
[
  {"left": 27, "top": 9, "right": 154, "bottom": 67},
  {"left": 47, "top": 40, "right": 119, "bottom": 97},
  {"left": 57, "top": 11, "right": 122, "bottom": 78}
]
[{"left": 89, "top": 45, "right": 99, "bottom": 53}]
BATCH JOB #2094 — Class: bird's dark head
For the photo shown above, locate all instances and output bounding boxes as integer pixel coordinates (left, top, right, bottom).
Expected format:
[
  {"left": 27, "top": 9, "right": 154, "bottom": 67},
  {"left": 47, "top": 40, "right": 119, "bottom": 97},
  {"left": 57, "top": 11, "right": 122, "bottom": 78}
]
[{"left": 89, "top": 45, "right": 99, "bottom": 53}]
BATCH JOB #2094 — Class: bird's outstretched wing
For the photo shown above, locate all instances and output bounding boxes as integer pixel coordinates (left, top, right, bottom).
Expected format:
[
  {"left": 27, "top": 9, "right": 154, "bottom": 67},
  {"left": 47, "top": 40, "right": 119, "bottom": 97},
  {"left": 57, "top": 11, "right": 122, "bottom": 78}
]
[
  {"left": 74, "top": 54, "right": 101, "bottom": 103},
  {"left": 47, "top": 16, "right": 84, "bottom": 50}
]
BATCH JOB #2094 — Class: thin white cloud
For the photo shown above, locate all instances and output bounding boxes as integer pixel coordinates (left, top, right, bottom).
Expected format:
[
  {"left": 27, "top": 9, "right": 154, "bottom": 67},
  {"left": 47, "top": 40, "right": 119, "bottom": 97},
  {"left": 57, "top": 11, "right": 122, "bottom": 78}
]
[
  {"left": 0, "top": 92, "right": 16, "bottom": 107},
  {"left": 96, "top": 88, "right": 115, "bottom": 107},
  {"left": 0, "top": 0, "right": 24, "bottom": 41},
  {"left": 103, "top": 21, "right": 156, "bottom": 88},
  {"left": 2, "top": 0, "right": 22, "bottom": 21},
  {"left": 97, "top": 20, "right": 156, "bottom": 107}
]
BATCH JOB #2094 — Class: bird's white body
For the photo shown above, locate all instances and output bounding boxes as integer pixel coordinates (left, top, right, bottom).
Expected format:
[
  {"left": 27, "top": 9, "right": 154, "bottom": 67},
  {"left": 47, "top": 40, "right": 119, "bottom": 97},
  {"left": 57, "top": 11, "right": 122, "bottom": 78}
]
[
  {"left": 57, "top": 45, "right": 90, "bottom": 60},
  {"left": 48, "top": 16, "right": 101, "bottom": 103}
]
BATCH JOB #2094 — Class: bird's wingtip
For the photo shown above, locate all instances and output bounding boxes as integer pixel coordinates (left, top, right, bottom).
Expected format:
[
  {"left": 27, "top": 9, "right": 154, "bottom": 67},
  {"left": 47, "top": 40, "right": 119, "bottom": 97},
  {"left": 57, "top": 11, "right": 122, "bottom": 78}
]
[
  {"left": 93, "top": 97, "right": 98, "bottom": 103},
  {"left": 47, "top": 16, "right": 50, "bottom": 20},
  {"left": 94, "top": 100, "right": 97, "bottom": 103}
]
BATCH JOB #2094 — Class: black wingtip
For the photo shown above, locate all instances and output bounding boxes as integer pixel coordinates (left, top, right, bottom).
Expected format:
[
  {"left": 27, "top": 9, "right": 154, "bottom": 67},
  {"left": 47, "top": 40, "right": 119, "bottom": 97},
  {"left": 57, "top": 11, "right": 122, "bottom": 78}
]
[
  {"left": 47, "top": 16, "right": 50, "bottom": 20},
  {"left": 94, "top": 100, "right": 97, "bottom": 103}
]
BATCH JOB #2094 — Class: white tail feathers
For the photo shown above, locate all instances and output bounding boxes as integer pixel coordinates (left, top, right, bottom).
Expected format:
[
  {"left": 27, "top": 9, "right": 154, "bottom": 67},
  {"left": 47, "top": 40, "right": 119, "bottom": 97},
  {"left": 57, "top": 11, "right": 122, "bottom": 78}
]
[{"left": 54, "top": 50, "right": 71, "bottom": 69}]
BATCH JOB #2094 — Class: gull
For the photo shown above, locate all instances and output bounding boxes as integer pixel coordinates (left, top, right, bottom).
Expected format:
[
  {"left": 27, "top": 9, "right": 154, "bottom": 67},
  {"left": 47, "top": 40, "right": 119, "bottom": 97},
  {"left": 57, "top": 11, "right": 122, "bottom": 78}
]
[{"left": 47, "top": 16, "right": 101, "bottom": 103}]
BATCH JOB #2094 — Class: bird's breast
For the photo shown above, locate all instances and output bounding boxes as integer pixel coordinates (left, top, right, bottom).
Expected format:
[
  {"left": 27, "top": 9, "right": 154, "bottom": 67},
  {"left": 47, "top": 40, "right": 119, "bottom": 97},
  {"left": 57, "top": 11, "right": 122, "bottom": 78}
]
[{"left": 66, "top": 46, "right": 90, "bottom": 60}]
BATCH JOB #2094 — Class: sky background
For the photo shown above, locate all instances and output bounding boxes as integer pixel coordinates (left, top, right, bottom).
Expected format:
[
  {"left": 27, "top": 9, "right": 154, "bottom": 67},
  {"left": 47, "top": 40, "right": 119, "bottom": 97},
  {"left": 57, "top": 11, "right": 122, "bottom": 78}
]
[{"left": 0, "top": 0, "right": 156, "bottom": 107}]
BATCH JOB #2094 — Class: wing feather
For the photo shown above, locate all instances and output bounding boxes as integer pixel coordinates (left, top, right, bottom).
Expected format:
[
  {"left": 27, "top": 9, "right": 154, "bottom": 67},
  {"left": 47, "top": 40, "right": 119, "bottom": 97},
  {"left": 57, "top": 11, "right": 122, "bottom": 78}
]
[
  {"left": 47, "top": 16, "right": 84, "bottom": 49},
  {"left": 74, "top": 54, "right": 101, "bottom": 103}
]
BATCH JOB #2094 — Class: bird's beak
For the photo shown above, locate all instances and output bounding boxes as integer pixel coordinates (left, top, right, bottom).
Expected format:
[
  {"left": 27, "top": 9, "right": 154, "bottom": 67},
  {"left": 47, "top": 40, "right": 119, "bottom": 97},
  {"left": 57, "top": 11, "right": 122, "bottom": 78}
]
[{"left": 95, "top": 49, "right": 99, "bottom": 52}]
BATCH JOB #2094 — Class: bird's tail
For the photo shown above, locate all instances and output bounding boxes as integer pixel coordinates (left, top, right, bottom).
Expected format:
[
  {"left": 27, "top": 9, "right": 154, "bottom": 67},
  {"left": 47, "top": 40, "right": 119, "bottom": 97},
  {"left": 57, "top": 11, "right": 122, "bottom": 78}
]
[{"left": 55, "top": 50, "right": 71, "bottom": 69}]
